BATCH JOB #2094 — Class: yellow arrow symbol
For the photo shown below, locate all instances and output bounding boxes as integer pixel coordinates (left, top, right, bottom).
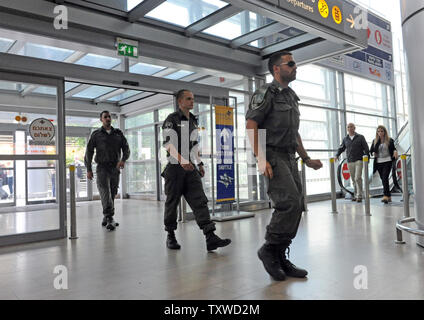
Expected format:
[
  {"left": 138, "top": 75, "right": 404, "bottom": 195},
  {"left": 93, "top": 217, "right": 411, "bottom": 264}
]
[{"left": 347, "top": 14, "right": 355, "bottom": 28}]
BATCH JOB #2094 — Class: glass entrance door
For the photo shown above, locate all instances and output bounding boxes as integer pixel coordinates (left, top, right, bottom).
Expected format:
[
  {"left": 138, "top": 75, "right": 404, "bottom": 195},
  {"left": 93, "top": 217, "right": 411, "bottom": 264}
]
[
  {"left": 0, "top": 71, "right": 66, "bottom": 246},
  {"left": 0, "top": 131, "right": 16, "bottom": 207}
]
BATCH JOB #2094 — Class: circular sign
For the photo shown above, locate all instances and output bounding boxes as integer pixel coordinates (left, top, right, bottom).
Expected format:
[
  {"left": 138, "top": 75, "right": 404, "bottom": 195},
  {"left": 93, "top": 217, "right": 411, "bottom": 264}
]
[
  {"left": 397, "top": 160, "right": 402, "bottom": 180},
  {"left": 332, "top": 6, "right": 342, "bottom": 24},
  {"left": 29, "top": 118, "right": 55, "bottom": 142},
  {"left": 318, "top": 0, "right": 329, "bottom": 18},
  {"left": 342, "top": 163, "right": 350, "bottom": 180}
]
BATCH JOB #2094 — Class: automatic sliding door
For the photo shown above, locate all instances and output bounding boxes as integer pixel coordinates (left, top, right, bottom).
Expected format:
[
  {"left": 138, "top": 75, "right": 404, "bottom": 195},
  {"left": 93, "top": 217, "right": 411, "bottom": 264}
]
[{"left": 0, "top": 72, "right": 66, "bottom": 245}]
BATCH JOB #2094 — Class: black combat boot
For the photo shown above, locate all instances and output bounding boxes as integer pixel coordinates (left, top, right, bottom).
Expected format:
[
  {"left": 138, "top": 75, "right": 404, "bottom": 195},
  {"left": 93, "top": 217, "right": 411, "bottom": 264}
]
[
  {"left": 102, "top": 216, "right": 108, "bottom": 227},
  {"left": 257, "top": 244, "right": 286, "bottom": 281},
  {"left": 106, "top": 217, "right": 119, "bottom": 231},
  {"left": 166, "top": 231, "right": 181, "bottom": 250},
  {"left": 279, "top": 246, "right": 308, "bottom": 278},
  {"left": 205, "top": 232, "right": 231, "bottom": 251}
]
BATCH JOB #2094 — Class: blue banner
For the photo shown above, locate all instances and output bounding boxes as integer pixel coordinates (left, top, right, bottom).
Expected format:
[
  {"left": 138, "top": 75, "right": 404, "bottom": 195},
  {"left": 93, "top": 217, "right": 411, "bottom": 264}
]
[{"left": 215, "top": 106, "right": 235, "bottom": 204}]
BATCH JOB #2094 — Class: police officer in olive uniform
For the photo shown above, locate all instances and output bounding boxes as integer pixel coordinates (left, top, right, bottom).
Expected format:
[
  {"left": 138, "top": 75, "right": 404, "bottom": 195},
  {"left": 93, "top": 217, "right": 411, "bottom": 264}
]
[
  {"left": 246, "top": 51, "right": 323, "bottom": 280},
  {"left": 161, "top": 89, "right": 231, "bottom": 251},
  {"left": 85, "top": 110, "right": 130, "bottom": 231}
]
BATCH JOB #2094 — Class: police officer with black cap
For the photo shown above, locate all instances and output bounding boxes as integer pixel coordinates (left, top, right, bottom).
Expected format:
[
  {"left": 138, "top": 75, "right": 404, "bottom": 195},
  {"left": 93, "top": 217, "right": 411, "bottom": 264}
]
[
  {"left": 161, "top": 89, "right": 231, "bottom": 251},
  {"left": 246, "top": 51, "right": 323, "bottom": 280},
  {"left": 85, "top": 110, "right": 130, "bottom": 231}
]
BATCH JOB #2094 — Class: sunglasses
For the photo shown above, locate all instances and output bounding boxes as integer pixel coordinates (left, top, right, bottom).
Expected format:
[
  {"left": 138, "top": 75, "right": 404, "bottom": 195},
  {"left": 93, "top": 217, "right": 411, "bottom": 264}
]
[{"left": 280, "top": 61, "right": 296, "bottom": 68}]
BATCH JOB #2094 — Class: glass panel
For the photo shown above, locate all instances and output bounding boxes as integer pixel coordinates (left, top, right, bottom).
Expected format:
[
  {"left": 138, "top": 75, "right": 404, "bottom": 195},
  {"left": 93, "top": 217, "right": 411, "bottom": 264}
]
[
  {"left": 26, "top": 160, "right": 57, "bottom": 206},
  {"left": 72, "top": 85, "right": 117, "bottom": 99},
  {"left": 164, "top": 70, "right": 194, "bottom": 80},
  {"left": 125, "top": 112, "right": 154, "bottom": 129},
  {"left": 0, "top": 133, "right": 14, "bottom": 155},
  {"left": 127, "top": 162, "right": 156, "bottom": 194},
  {"left": 127, "top": 126, "right": 155, "bottom": 161},
  {"left": 250, "top": 27, "right": 305, "bottom": 48},
  {"left": 130, "top": 62, "right": 166, "bottom": 75},
  {"left": 32, "top": 86, "right": 57, "bottom": 95},
  {"left": 66, "top": 137, "right": 88, "bottom": 199},
  {"left": 65, "top": 82, "right": 80, "bottom": 92},
  {"left": 203, "top": 11, "right": 274, "bottom": 40},
  {"left": 75, "top": 53, "right": 121, "bottom": 70},
  {"left": 304, "top": 151, "right": 334, "bottom": 195},
  {"left": 0, "top": 37, "right": 14, "bottom": 52},
  {"left": 0, "top": 160, "right": 14, "bottom": 205},
  {"left": 291, "top": 65, "right": 334, "bottom": 107},
  {"left": 127, "top": 0, "right": 144, "bottom": 11},
  {"left": 146, "top": 0, "right": 228, "bottom": 27},
  {"left": 344, "top": 73, "right": 385, "bottom": 115},
  {"left": 0, "top": 80, "right": 25, "bottom": 92},
  {"left": 159, "top": 106, "right": 174, "bottom": 121},
  {"left": 107, "top": 90, "right": 142, "bottom": 102},
  {"left": 346, "top": 113, "right": 387, "bottom": 146},
  {"left": 65, "top": 116, "right": 101, "bottom": 127},
  {"left": 19, "top": 43, "right": 74, "bottom": 61}
]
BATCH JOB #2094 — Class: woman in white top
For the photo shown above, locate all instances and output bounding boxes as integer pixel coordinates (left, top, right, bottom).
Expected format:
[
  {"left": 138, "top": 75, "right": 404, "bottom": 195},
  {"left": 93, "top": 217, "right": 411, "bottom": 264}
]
[{"left": 370, "top": 125, "right": 398, "bottom": 204}]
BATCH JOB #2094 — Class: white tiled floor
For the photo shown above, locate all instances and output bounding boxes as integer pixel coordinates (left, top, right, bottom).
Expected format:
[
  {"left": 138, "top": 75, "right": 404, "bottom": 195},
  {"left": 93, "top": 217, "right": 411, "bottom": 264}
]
[{"left": 0, "top": 196, "right": 423, "bottom": 300}]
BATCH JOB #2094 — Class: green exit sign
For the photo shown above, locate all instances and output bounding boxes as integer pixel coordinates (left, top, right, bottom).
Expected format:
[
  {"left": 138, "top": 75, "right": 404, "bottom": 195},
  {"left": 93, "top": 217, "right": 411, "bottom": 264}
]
[{"left": 117, "top": 37, "right": 139, "bottom": 58}]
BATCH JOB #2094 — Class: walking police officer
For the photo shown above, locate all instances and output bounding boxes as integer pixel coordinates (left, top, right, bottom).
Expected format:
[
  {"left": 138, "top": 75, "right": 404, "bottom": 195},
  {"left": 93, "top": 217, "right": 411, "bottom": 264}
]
[
  {"left": 85, "top": 110, "right": 130, "bottom": 231},
  {"left": 246, "top": 51, "right": 323, "bottom": 280},
  {"left": 161, "top": 89, "right": 231, "bottom": 251}
]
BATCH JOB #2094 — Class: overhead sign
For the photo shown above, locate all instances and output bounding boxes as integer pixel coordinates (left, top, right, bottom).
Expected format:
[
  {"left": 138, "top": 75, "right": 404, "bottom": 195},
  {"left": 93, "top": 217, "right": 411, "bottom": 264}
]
[
  {"left": 117, "top": 37, "right": 139, "bottom": 58},
  {"left": 215, "top": 106, "right": 235, "bottom": 204},
  {"left": 318, "top": 11, "right": 394, "bottom": 85},
  {"left": 276, "top": 0, "right": 368, "bottom": 43},
  {"left": 29, "top": 118, "right": 55, "bottom": 144}
]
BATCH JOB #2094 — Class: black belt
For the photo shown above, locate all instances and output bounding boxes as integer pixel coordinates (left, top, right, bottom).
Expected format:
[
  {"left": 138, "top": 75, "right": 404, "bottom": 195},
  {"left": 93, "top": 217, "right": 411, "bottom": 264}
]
[{"left": 267, "top": 146, "right": 296, "bottom": 154}]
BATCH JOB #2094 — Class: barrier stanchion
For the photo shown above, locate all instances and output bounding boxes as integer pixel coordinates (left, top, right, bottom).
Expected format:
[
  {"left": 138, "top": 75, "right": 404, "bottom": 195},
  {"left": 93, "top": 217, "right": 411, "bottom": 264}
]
[
  {"left": 363, "top": 155, "right": 371, "bottom": 216},
  {"left": 401, "top": 154, "right": 410, "bottom": 218},
  {"left": 330, "top": 158, "right": 337, "bottom": 214},
  {"left": 69, "top": 165, "right": 78, "bottom": 240},
  {"left": 301, "top": 160, "right": 308, "bottom": 213}
]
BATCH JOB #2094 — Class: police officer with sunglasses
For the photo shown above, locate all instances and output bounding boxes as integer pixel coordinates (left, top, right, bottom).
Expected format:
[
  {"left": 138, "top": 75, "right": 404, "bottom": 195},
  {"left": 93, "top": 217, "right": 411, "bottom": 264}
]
[{"left": 246, "top": 51, "right": 323, "bottom": 281}]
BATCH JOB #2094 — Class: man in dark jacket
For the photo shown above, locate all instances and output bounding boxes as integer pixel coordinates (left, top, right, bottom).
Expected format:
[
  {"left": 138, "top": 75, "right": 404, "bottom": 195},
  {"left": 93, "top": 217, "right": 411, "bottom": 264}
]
[
  {"left": 85, "top": 110, "right": 130, "bottom": 230},
  {"left": 335, "top": 123, "right": 370, "bottom": 202}
]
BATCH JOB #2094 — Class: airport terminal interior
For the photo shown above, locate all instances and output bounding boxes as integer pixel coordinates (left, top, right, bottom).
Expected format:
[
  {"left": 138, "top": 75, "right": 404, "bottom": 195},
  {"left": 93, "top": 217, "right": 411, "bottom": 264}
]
[{"left": 0, "top": 0, "right": 423, "bottom": 300}]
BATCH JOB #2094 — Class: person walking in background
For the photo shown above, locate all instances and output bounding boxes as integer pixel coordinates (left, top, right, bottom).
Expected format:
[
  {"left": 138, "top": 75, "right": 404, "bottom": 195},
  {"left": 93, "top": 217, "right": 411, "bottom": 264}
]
[
  {"left": 335, "top": 123, "right": 370, "bottom": 202},
  {"left": 370, "top": 125, "right": 398, "bottom": 204},
  {"left": 85, "top": 110, "right": 130, "bottom": 230}
]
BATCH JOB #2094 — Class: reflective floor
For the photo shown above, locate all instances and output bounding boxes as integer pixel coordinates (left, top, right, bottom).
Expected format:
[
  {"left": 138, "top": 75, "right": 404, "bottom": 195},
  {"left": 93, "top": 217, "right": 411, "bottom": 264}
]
[{"left": 0, "top": 196, "right": 423, "bottom": 300}]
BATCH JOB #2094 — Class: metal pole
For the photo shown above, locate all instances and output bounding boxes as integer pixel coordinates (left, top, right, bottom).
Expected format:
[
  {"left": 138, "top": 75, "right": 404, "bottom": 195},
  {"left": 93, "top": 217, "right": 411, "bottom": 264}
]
[
  {"left": 330, "top": 157, "right": 338, "bottom": 214},
  {"left": 401, "top": 154, "right": 410, "bottom": 218},
  {"left": 301, "top": 160, "right": 308, "bottom": 212},
  {"left": 69, "top": 165, "right": 78, "bottom": 240},
  {"left": 210, "top": 96, "right": 215, "bottom": 216},
  {"left": 363, "top": 155, "right": 371, "bottom": 216},
  {"left": 395, "top": 227, "right": 405, "bottom": 244},
  {"left": 234, "top": 97, "right": 240, "bottom": 213}
]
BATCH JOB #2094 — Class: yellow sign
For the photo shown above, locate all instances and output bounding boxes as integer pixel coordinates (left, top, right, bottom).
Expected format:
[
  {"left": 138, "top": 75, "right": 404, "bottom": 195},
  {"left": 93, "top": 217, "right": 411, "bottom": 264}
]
[
  {"left": 332, "top": 6, "right": 342, "bottom": 24},
  {"left": 215, "top": 105, "right": 233, "bottom": 126},
  {"left": 318, "top": 0, "right": 329, "bottom": 19}
]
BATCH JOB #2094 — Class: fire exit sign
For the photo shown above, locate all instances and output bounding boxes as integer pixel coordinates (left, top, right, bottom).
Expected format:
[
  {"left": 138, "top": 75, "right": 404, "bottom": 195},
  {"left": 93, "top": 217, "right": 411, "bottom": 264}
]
[{"left": 117, "top": 37, "right": 139, "bottom": 58}]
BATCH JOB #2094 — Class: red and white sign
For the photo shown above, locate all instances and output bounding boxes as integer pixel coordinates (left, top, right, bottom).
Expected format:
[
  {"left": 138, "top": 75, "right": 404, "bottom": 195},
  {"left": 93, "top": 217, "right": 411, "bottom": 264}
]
[
  {"left": 29, "top": 118, "right": 55, "bottom": 142},
  {"left": 397, "top": 160, "right": 402, "bottom": 180},
  {"left": 368, "top": 23, "right": 392, "bottom": 54},
  {"left": 342, "top": 163, "right": 350, "bottom": 180}
]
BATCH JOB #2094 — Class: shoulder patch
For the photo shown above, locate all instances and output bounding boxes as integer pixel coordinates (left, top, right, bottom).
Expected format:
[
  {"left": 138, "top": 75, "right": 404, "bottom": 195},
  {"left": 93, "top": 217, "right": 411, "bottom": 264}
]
[
  {"left": 164, "top": 121, "right": 173, "bottom": 129},
  {"left": 250, "top": 86, "right": 270, "bottom": 110}
]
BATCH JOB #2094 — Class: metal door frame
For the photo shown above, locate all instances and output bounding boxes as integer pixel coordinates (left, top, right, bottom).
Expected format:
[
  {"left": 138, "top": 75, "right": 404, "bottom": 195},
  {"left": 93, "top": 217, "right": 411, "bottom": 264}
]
[
  {"left": 0, "top": 130, "right": 16, "bottom": 208},
  {"left": 0, "top": 70, "right": 66, "bottom": 246}
]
